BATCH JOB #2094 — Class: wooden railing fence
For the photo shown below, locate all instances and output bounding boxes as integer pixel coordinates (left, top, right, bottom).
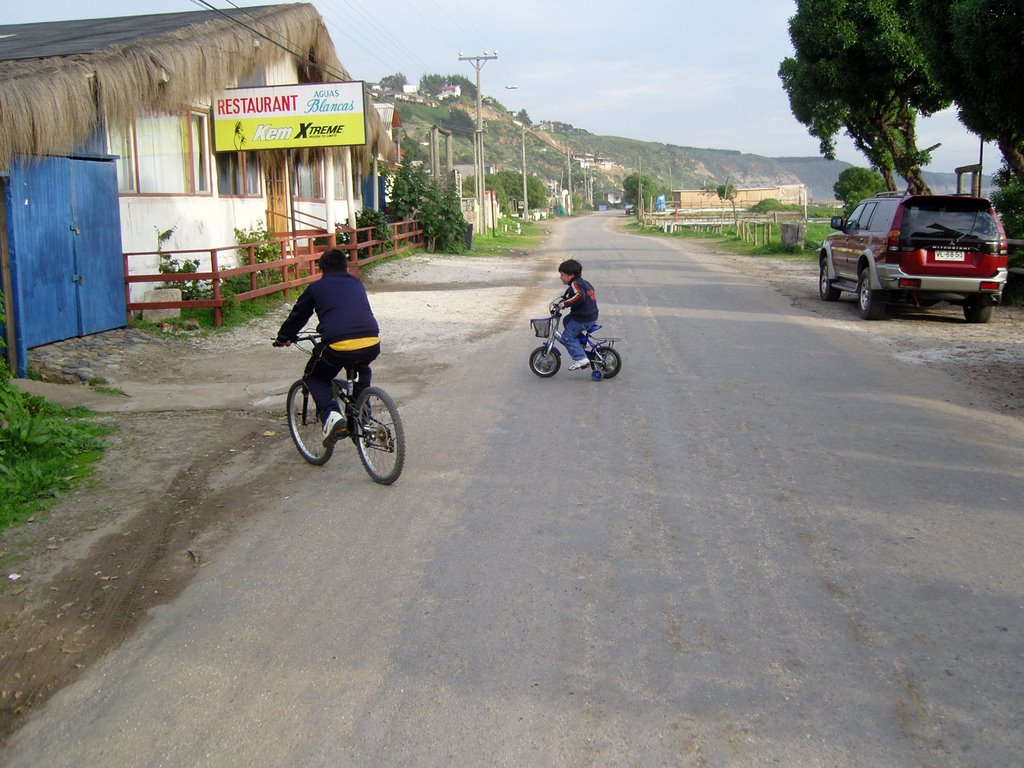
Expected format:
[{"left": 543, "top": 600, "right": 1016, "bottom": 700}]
[{"left": 124, "top": 220, "right": 423, "bottom": 327}]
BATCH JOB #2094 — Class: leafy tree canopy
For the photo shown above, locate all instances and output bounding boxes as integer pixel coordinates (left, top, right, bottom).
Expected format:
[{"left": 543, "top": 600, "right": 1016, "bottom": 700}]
[
  {"left": 779, "top": 0, "right": 948, "bottom": 194},
  {"left": 419, "top": 73, "right": 476, "bottom": 100},
  {"left": 622, "top": 172, "right": 666, "bottom": 208},
  {"left": 833, "top": 166, "right": 887, "bottom": 213},
  {"left": 910, "top": 0, "right": 1024, "bottom": 183},
  {"left": 379, "top": 72, "right": 407, "bottom": 92}
]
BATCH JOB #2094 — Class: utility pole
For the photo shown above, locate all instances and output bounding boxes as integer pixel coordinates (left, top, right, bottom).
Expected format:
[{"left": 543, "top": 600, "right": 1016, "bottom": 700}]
[
  {"left": 521, "top": 122, "right": 529, "bottom": 220},
  {"left": 638, "top": 155, "right": 643, "bottom": 220},
  {"left": 459, "top": 51, "right": 498, "bottom": 236},
  {"left": 567, "top": 148, "right": 573, "bottom": 216}
]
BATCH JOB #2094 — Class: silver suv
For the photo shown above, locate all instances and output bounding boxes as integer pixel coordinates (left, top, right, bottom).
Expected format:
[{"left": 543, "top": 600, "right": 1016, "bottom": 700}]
[{"left": 819, "top": 192, "right": 1008, "bottom": 322}]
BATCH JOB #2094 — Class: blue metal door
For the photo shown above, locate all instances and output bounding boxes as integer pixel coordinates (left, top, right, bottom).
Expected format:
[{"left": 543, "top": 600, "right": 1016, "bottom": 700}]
[
  {"left": 5, "top": 156, "right": 125, "bottom": 373},
  {"left": 8, "top": 158, "right": 80, "bottom": 347},
  {"left": 70, "top": 159, "right": 126, "bottom": 335}
]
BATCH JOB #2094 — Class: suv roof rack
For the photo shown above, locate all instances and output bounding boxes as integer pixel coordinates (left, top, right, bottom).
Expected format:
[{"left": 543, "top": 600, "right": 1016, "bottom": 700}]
[{"left": 874, "top": 191, "right": 906, "bottom": 198}]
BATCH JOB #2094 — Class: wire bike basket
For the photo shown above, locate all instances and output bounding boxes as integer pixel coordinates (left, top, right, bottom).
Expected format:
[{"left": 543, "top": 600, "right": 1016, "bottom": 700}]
[{"left": 531, "top": 317, "right": 553, "bottom": 338}]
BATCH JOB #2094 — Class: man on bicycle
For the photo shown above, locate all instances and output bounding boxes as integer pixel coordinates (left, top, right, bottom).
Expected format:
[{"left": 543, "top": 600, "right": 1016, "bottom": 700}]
[{"left": 273, "top": 247, "right": 380, "bottom": 445}]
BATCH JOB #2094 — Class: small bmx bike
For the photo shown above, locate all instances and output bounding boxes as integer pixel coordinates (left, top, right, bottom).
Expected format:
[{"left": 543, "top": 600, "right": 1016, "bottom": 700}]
[
  {"left": 283, "top": 333, "right": 405, "bottom": 485},
  {"left": 528, "top": 300, "right": 622, "bottom": 380}
]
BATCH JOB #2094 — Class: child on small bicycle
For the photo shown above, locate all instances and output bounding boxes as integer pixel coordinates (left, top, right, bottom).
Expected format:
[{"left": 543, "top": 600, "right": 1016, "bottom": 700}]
[
  {"left": 273, "top": 247, "right": 380, "bottom": 444},
  {"left": 556, "top": 259, "right": 599, "bottom": 370}
]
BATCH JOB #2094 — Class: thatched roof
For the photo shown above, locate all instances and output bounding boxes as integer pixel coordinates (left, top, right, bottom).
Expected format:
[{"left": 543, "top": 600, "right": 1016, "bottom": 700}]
[{"left": 0, "top": 3, "right": 395, "bottom": 171}]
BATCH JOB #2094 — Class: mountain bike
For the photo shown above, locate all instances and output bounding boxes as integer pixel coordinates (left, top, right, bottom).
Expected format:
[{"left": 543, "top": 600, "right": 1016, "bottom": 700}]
[
  {"left": 528, "top": 300, "right": 622, "bottom": 380},
  {"left": 280, "top": 333, "right": 405, "bottom": 485}
]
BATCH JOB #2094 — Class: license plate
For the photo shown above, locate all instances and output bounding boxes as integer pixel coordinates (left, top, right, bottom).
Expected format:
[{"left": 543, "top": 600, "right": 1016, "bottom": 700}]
[{"left": 934, "top": 250, "right": 966, "bottom": 262}]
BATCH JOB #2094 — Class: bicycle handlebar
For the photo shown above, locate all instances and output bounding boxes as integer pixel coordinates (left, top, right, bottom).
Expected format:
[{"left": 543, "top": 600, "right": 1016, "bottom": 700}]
[{"left": 272, "top": 331, "right": 320, "bottom": 348}]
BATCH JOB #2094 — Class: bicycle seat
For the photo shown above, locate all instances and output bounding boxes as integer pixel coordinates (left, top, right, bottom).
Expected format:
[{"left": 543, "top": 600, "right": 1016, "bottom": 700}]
[{"left": 586, "top": 324, "right": 601, "bottom": 333}]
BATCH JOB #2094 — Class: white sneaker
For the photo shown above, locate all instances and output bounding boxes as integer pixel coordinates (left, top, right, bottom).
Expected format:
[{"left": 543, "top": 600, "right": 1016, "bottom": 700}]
[
  {"left": 322, "top": 411, "right": 347, "bottom": 445},
  {"left": 568, "top": 358, "right": 590, "bottom": 371}
]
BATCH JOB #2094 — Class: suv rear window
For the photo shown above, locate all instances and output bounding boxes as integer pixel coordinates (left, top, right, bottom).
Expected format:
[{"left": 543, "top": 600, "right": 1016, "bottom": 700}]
[{"left": 900, "top": 200, "right": 1000, "bottom": 242}]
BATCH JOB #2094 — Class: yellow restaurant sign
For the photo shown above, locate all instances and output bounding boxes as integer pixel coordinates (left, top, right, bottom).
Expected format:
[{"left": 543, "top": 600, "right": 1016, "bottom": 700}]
[{"left": 212, "top": 81, "right": 367, "bottom": 151}]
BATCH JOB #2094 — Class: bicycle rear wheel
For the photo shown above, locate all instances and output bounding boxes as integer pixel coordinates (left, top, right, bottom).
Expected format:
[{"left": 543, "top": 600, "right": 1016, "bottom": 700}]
[
  {"left": 286, "top": 380, "right": 333, "bottom": 465},
  {"left": 354, "top": 386, "right": 405, "bottom": 484},
  {"left": 591, "top": 345, "right": 622, "bottom": 379}
]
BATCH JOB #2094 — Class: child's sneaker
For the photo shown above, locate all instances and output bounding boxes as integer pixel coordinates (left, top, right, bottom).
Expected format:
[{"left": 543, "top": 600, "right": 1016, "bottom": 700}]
[
  {"left": 322, "top": 411, "right": 348, "bottom": 445},
  {"left": 568, "top": 358, "right": 590, "bottom": 370}
]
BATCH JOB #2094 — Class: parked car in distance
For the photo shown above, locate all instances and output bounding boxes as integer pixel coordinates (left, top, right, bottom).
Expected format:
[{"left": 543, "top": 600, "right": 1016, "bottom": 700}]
[{"left": 819, "top": 192, "right": 1008, "bottom": 322}]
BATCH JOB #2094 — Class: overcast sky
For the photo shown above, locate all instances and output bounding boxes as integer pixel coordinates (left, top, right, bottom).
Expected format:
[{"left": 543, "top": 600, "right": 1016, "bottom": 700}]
[{"left": 6, "top": 0, "right": 998, "bottom": 174}]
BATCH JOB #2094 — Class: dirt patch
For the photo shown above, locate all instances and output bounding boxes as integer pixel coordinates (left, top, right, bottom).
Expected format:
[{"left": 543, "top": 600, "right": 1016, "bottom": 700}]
[
  {"left": 0, "top": 411, "right": 286, "bottom": 739},
  {"left": 0, "top": 252, "right": 549, "bottom": 743},
  {"left": 2, "top": 240, "right": 1021, "bottom": 743},
  {"left": 715, "top": 249, "right": 1024, "bottom": 414}
]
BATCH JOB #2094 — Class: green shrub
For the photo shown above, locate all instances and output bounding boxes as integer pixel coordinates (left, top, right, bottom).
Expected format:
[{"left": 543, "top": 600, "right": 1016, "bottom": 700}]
[
  {"left": 337, "top": 208, "right": 392, "bottom": 260},
  {"left": 389, "top": 163, "right": 467, "bottom": 253}
]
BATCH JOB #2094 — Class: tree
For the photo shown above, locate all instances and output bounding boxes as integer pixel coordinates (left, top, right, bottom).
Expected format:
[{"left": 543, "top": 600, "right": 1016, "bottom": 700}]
[
  {"left": 379, "top": 72, "right": 407, "bottom": 93},
  {"left": 485, "top": 171, "right": 545, "bottom": 216},
  {"left": 910, "top": 0, "right": 1024, "bottom": 184},
  {"left": 717, "top": 182, "right": 738, "bottom": 224},
  {"left": 419, "top": 73, "right": 475, "bottom": 100},
  {"left": 622, "top": 172, "right": 662, "bottom": 210},
  {"left": 778, "top": 0, "right": 949, "bottom": 194},
  {"left": 990, "top": 163, "right": 1024, "bottom": 239},
  {"left": 833, "top": 167, "right": 887, "bottom": 213}
]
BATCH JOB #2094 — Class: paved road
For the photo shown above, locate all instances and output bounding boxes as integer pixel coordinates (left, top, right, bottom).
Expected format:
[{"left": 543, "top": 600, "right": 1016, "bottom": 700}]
[{"left": 5, "top": 212, "right": 1023, "bottom": 766}]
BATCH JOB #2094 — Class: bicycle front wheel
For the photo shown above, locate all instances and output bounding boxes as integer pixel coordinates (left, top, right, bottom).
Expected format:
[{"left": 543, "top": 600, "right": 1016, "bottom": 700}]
[
  {"left": 529, "top": 346, "right": 560, "bottom": 377},
  {"left": 354, "top": 386, "right": 405, "bottom": 484},
  {"left": 286, "top": 380, "right": 333, "bottom": 465}
]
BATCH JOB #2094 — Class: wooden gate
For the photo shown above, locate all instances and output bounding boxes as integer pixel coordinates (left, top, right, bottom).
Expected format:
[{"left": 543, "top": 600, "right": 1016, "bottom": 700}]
[{"left": 3, "top": 156, "right": 126, "bottom": 375}]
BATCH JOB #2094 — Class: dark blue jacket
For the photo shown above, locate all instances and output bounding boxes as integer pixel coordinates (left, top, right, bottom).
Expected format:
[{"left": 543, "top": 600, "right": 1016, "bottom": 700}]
[
  {"left": 277, "top": 272, "right": 379, "bottom": 344},
  {"left": 561, "top": 277, "right": 598, "bottom": 323}
]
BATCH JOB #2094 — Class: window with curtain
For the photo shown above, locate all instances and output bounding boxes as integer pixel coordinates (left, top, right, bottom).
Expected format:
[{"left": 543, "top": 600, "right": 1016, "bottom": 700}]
[
  {"left": 110, "top": 111, "right": 212, "bottom": 195},
  {"left": 216, "top": 151, "right": 261, "bottom": 196},
  {"left": 293, "top": 160, "right": 323, "bottom": 200},
  {"left": 135, "top": 114, "right": 186, "bottom": 193},
  {"left": 108, "top": 122, "right": 137, "bottom": 192},
  {"left": 189, "top": 112, "right": 210, "bottom": 194}
]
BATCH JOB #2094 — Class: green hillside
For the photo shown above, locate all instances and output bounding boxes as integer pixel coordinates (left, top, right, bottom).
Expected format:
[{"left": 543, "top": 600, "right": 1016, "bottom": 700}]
[{"left": 390, "top": 94, "right": 978, "bottom": 203}]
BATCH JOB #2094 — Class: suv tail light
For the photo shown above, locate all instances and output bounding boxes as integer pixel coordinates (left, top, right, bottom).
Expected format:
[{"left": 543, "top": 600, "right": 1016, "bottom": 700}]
[
  {"left": 886, "top": 205, "right": 905, "bottom": 251},
  {"left": 994, "top": 211, "right": 1008, "bottom": 256}
]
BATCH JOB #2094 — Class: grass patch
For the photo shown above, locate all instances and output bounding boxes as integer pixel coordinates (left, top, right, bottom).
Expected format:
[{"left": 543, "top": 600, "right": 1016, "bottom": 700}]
[
  {"left": 0, "top": 384, "right": 112, "bottom": 534},
  {"left": 629, "top": 219, "right": 830, "bottom": 262},
  {"left": 468, "top": 218, "right": 548, "bottom": 256}
]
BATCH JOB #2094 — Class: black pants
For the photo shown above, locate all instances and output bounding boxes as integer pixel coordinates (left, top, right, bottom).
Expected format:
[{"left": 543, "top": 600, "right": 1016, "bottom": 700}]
[{"left": 303, "top": 342, "right": 381, "bottom": 425}]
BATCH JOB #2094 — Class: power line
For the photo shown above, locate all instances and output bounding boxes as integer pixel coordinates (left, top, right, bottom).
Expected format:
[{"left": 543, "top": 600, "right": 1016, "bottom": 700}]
[
  {"left": 315, "top": 0, "right": 435, "bottom": 77},
  {"left": 189, "top": 0, "right": 349, "bottom": 82}
]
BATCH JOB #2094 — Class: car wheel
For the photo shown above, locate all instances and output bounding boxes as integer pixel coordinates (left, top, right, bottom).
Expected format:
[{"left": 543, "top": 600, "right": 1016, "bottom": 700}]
[
  {"left": 857, "top": 270, "right": 887, "bottom": 320},
  {"left": 963, "top": 297, "right": 994, "bottom": 324},
  {"left": 819, "top": 261, "right": 841, "bottom": 301}
]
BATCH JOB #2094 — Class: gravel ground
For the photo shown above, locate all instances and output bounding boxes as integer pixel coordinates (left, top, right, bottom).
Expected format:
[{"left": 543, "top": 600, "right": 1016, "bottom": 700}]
[{"left": 715, "top": 249, "right": 1024, "bottom": 416}]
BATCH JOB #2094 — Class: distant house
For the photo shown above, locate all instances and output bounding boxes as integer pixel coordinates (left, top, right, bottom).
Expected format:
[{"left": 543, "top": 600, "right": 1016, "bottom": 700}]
[
  {"left": 438, "top": 84, "right": 461, "bottom": 100},
  {"left": 0, "top": 4, "right": 396, "bottom": 375}
]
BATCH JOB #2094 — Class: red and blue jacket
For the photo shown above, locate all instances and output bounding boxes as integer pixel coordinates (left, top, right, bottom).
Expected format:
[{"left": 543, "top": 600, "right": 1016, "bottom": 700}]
[{"left": 561, "top": 277, "right": 598, "bottom": 323}]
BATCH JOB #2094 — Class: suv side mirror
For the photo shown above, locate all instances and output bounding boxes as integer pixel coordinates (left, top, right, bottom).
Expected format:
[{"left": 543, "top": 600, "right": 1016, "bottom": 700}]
[{"left": 830, "top": 215, "right": 845, "bottom": 231}]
